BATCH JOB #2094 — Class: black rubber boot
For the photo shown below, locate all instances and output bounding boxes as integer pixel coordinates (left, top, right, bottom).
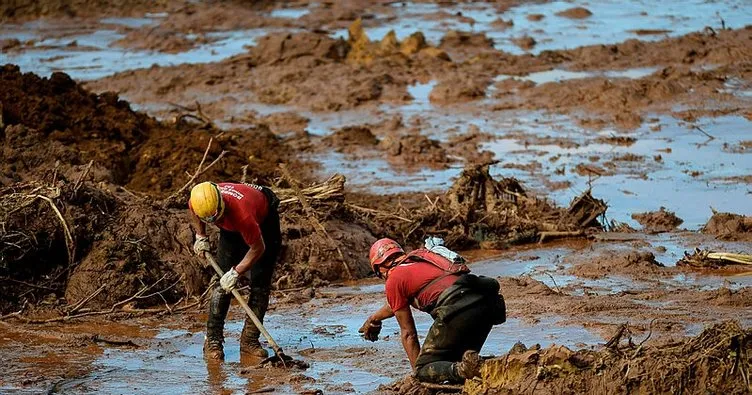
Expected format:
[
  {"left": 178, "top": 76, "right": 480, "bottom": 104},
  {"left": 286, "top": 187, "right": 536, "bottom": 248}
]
[
  {"left": 204, "top": 286, "right": 231, "bottom": 361},
  {"left": 239, "top": 288, "right": 270, "bottom": 358}
]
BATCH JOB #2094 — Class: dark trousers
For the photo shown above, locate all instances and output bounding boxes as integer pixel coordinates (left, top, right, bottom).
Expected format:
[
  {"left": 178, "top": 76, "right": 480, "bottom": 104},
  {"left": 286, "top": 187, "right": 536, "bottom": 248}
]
[
  {"left": 206, "top": 187, "right": 281, "bottom": 344},
  {"left": 414, "top": 299, "right": 495, "bottom": 383}
]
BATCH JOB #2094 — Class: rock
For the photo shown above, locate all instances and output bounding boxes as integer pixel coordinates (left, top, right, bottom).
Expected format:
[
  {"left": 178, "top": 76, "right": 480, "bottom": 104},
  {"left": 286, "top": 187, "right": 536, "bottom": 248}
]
[{"left": 556, "top": 7, "right": 593, "bottom": 19}]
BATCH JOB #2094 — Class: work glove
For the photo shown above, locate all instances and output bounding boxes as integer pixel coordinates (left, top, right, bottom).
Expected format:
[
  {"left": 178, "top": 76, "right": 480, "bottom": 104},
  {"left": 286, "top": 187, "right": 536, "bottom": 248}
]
[
  {"left": 220, "top": 267, "right": 240, "bottom": 292},
  {"left": 425, "top": 236, "right": 466, "bottom": 264},
  {"left": 358, "top": 319, "right": 382, "bottom": 342},
  {"left": 193, "top": 235, "right": 211, "bottom": 256}
]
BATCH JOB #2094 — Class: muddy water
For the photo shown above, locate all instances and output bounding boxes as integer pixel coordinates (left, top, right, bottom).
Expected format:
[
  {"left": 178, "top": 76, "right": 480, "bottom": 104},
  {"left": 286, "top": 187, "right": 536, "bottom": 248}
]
[
  {"left": 331, "top": 0, "right": 752, "bottom": 54},
  {"left": 2, "top": 238, "right": 749, "bottom": 393},
  {"left": 0, "top": 19, "right": 284, "bottom": 80}
]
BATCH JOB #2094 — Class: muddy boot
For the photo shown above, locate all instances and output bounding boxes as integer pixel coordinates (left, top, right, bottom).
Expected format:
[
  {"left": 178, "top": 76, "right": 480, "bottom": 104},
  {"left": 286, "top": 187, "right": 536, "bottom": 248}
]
[
  {"left": 239, "top": 322, "right": 269, "bottom": 358},
  {"left": 203, "top": 337, "right": 225, "bottom": 361},
  {"left": 204, "top": 286, "right": 231, "bottom": 361},
  {"left": 455, "top": 350, "right": 482, "bottom": 379}
]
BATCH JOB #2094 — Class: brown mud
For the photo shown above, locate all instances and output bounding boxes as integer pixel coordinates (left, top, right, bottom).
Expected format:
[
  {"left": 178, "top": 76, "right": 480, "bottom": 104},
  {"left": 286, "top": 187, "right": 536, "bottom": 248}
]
[{"left": 631, "top": 207, "right": 684, "bottom": 233}]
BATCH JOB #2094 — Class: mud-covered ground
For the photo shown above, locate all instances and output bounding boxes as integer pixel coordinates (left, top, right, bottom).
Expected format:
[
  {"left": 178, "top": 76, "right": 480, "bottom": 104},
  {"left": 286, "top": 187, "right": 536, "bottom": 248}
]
[{"left": 1, "top": 0, "right": 751, "bottom": 394}]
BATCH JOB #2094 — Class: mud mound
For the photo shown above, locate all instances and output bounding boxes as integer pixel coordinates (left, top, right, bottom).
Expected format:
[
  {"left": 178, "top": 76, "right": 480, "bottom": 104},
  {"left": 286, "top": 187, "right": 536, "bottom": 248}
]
[
  {"left": 700, "top": 287, "right": 752, "bottom": 307},
  {"left": 702, "top": 212, "right": 752, "bottom": 241},
  {"left": 378, "top": 134, "right": 450, "bottom": 169},
  {"left": 498, "top": 277, "right": 557, "bottom": 296},
  {"left": 128, "top": 124, "right": 290, "bottom": 196},
  {"left": 323, "top": 126, "right": 378, "bottom": 154},
  {"left": 1, "top": 66, "right": 150, "bottom": 183},
  {"left": 439, "top": 31, "right": 494, "bottom": 49},
  {"left": 249, "top": 32, "right": 349, "bottom": 66},
  {"left": 512, "top": 35, "right": 537, "bottom": 51},
  {"left": 555, "top": 7, "right": 593, "bottom": 19},
  {"left": 439, "top": 30, "right": 495, "bottom": 61},
  {"left": 0, "top": 0, "right": 170, "bottom": 21},
  {"left": 429, "top": 75, "right": 488, "bottom": 104},
  {"left": 278, "top": 219, "right": 375, "bottom": 288},
  {"left": 464, "top": 321, "right": 751, "bottom": 394},
  {"left": 346, "top": 18, "right": 450, "bottom": 66},
  {"left": 65, "top": 202, "right": 204, "bottom": 309},
  {"left": 567, "top": 250, "right": 666, "bottom": 279},
  {"left": 631, "top": 207, "right": 683, "bottom": 233},
  {"left": 0, "top": 66, "right": 296, "bottom": 196}
]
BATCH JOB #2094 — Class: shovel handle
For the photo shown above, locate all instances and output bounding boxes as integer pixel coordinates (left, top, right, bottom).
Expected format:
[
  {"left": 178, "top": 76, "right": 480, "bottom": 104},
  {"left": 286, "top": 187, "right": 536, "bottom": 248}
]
[{"left": 205, "top": 253, "right": 286, "bottom": 358}]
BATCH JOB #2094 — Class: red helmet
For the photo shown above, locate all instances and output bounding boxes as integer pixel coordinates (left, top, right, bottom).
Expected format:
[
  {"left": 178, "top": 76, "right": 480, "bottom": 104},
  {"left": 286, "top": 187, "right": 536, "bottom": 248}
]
[{"left": 369, "top": 238, "right": 404, "bottom": 275}]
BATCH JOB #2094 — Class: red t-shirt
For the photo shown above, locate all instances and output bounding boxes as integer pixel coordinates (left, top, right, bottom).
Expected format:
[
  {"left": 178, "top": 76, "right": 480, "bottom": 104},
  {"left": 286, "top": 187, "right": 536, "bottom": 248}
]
[
  {"left": 385, "top": 254, "right": 460, "bottom": 312},
  {"left": 190, "top": 183, "right": 269, "bottom": 246}
]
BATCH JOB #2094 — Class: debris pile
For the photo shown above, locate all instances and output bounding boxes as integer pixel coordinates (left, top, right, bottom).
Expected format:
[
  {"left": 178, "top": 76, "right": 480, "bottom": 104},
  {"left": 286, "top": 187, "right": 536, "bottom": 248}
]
[
  {"left": 463, "top": 321, "right": 751, "bottom": 394},
  {"left": 631, "top": 207, "right": 684, "bottom": 233},
  {"left": 354, "top": 163, "right": 607, "bottom": 250},
  {"left": 678, "top": 248, "right": 752, "bottom": 269},
  {"left": 702, "top": 211, "right": 752, "bottom": 241}
]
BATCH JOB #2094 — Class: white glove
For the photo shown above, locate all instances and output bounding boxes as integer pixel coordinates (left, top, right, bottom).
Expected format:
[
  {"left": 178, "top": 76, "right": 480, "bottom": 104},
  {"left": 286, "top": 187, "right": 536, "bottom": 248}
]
[
  {"left": 220, "top": 267, "right": 240, "bottom": 292},
  {"left": 425, "top": 236, "right": 466, "bottom": 264},
  {"left": 193, "top": 235, "right": 210, "bottom": 256}
]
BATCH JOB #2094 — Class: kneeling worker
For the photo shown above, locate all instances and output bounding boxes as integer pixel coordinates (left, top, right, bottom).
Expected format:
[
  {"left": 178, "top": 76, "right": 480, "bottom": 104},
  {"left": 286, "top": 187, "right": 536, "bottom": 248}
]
[
  {"left": 189, "top": 181, "right": 281, "bottom": 360},
  {"left": 359, "top": 237, "right": 505, "bottom": 383}
]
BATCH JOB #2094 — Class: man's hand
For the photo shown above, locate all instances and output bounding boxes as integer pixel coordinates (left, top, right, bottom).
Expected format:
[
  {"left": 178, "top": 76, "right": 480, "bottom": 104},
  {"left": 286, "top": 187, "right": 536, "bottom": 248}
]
[
  {"left": 193, "top": 235, "right": 210, "bottom": 256},
  {"left": 358, "top": 319, "right": 382, "bottom": 342},
  {"left": 220, "top": 267, "right": 240, "bottom": 292}
]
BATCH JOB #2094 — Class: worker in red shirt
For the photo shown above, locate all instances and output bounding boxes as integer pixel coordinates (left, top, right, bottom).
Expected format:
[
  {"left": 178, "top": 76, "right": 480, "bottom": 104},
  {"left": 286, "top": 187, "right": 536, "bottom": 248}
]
[
  {"left": 359, "top": 238, "right": 506, "bottom": 383},
  {"left": 189, "top": 181, "right": 282, "bottom": 361}
]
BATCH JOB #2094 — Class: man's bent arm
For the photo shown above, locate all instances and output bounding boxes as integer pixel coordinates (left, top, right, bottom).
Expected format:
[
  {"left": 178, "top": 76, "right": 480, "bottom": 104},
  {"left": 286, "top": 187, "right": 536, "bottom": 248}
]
[
  {"left": 234, "top": 237, "right": 265, "bottom": 274},
  {"left": 395, "top": 307, "right": 420, "bottom": 369},
  {"left": 368, "top": 302, "right": 395, "bottom": 323},
  {"left": 189, "top": 210, "right": 207, "bottom": 237}
]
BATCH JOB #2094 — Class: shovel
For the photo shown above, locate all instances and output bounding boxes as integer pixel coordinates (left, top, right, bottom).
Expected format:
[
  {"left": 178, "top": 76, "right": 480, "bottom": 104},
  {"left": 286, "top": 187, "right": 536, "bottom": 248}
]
[{"left": 204, "top": 253, "right": 293, "bottom": 366}]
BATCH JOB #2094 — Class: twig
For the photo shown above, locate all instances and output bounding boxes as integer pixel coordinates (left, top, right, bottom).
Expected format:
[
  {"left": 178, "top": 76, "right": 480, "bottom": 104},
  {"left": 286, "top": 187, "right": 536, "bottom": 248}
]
[
  {"left": 247, "top": 388, "right": 275, "bottom": 394},
  {"left": 538, "top": 230, "right": 585, "bottom": 244},
  {"left": 91, "top": 335, "right": 140, "bottom": 348},
  {"left": 13, "top": 274, "right": 173, "bottom": 324},
  {"left": 72, "top": 160, "right": 94, "bottom": 196},
  {"left": 67, "top": 283, "right": 108, "bottom": 314},
  {"left": 630, "top": 319, "right": 657, "bottom": 359},
  {"left": 345, "top": 203, "right": 413, "bottom": 222},
  {"left": 605, "top": 323, "right": 628, "bottom": 350},
  {"left": 0, "top": 300, "right": 28, "bottom": 320},
  {"left": 162, "top": 138, "right": 227, "bottom": 205},
  {"left": 0, "top": 276, "right": 58, "bottom": 291},
  {"left": 419, "top": 382, "right": 463, "bottom": 392},
  {"left": 544, "top": 273, "right": 563, "bottom": 295},
  {"left": 693, "top": 125, "right": 715, "bottom": 140},
  {"left": 32, "top": 194, "right": 75, "bottom": 264}
]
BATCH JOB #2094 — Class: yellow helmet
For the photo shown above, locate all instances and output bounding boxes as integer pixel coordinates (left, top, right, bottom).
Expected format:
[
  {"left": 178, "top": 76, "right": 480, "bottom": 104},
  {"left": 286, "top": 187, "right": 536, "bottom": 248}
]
[{"left": 189, "top": 182, "right": 225, "bottom": 223}]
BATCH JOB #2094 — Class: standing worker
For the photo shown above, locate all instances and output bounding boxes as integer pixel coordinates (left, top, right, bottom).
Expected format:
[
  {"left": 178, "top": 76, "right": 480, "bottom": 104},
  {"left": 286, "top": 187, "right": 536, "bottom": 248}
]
[
  {"left": 359, "top": 238, "right": 506, "bottom": 384},
  {"left": 189, "top": 181, "right": 282, "bottom": 361}
]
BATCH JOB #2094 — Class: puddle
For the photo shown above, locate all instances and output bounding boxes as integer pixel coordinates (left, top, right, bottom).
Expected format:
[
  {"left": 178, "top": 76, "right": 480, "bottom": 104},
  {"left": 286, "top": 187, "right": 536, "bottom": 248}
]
[
  {"left": 99, "top": 17, "right": 157, "bottom": 28},
  {"left": 330, "top": 0, "right": 752, "bottom": 55},
  {"left": 312, "top": 152, "right": 461, "bottom": 193},
  {"left": 406, "top": 80, "right": 437, "bottom": 111},
  {"left": 481, "top": 114, "right": 752, "bottom": 229},
  {"left": 723, "top": 77, "right": 752, "bottom": 98},
  {"left": 270, "top": 8, "right": 311, "bottom": 19},
  {"left": 34, "top": 285, "right": 600, "bottom": 395},
  {"left": 1, "top": 21, "right": 287, "bottom": 80},
  {"left": 494, "top": 67, "right": 659, "bottom": 85}
]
